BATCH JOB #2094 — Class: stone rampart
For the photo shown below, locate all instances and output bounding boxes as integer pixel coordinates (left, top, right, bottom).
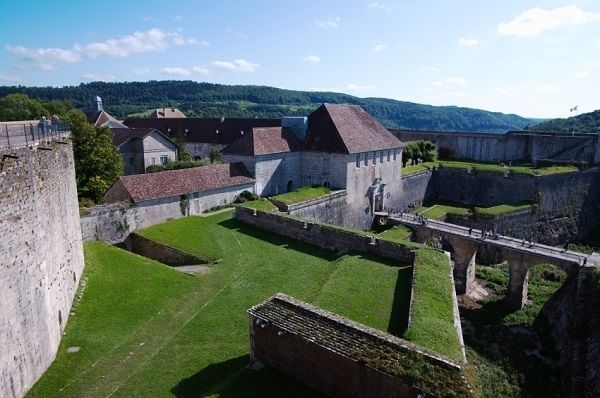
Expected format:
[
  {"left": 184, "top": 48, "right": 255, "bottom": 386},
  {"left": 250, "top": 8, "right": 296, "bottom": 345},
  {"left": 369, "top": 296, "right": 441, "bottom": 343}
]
[
  {"left": 393, "top": 129, "right": 600, "bottom": 165},
  {"left": 234, "top": 207, "right": 415, "bottom": 264},
  {"left": 0, "top": 142, "right": 84, "bottom": 398},
  {"left": 249, "top": 294, "right": 471, "bottom": 398},
  {"left": 118, "top": 233, "right": 209, "bottom": 266},
  {"left": 398, "top": 170, "right": 435, "bottom": 210},
  {"left": 276, "top": 190, "right": 349, "bottom": 226}
]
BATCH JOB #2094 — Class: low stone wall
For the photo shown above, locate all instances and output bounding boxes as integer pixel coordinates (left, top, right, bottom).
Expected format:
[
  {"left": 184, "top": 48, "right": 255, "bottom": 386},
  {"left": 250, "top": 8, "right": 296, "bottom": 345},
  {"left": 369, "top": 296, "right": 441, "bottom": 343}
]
[
  {"left": 279, "top": 190, "right": 349, "bottom": 226},
  {"left": 249, "top": 294, "right": 471, "bottom": 397},
  {"left": 81, "top": 197, "right": 182, "bottom": 244},
  {"left": 234, "top": 207, "right": 415, "bottom": 264},
  {"left": 118, "top": 233, "right": 208, "bottom": 266}
]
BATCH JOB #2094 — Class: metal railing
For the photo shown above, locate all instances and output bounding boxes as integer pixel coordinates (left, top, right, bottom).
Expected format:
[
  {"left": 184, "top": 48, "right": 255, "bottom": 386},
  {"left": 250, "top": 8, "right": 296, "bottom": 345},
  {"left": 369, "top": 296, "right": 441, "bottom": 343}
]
[{"left": 0, "top": 121, "right": 71, "bottom": 150}]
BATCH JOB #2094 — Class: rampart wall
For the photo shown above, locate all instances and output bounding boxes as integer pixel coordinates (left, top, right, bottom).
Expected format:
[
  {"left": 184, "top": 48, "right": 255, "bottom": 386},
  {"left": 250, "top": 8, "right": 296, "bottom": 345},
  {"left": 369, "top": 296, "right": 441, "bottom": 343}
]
[
  {"left": 277, "top": 190, "right": 349, "bottom": 226},
  {"left": 0, "top": 142, "right": 84, "bottom": 398},
  {"left": 406, "top": 168, "right": 600, "bottom": 244},
  {"left": 393, "top": 129, "right": 600, "bottom": 165},
  {"left": 234, "top": 207, "right": 415, "bottom": 264}
]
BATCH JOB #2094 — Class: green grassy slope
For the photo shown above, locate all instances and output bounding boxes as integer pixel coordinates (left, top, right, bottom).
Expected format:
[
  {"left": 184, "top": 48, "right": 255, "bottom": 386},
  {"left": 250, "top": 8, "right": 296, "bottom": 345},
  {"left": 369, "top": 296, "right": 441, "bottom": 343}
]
[{"left": 29, "top": 211, "right": 412, "bottom": 397}]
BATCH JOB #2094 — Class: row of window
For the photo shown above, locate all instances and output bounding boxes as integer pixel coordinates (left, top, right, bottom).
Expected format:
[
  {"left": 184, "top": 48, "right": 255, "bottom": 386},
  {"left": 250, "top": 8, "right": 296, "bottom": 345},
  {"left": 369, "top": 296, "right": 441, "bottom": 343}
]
[
  {"left": 355, "top": 149, "right": 400, "bottom": 168},
  {"left": 129, "top": 155, "right": 171, "bottom": 167}
]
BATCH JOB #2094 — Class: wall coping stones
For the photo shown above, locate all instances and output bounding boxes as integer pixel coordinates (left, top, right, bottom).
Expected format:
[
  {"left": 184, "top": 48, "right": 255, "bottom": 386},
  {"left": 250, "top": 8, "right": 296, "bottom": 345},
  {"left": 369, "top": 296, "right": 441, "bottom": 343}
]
[{"left": 271, "top": 189, "right": 347, "bottom": 212}]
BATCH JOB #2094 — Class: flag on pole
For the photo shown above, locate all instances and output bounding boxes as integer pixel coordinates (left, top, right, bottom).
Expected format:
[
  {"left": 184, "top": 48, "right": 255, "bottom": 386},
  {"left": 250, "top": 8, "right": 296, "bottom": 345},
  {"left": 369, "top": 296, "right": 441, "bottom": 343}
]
[{"left": 570, "top": 105, "right": 578, "bottom": 112}]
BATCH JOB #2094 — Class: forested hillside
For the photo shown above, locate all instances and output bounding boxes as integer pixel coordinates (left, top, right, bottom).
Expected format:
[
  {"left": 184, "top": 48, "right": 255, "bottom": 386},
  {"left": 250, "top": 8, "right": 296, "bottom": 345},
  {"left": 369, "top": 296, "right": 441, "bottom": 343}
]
[
  {"left": 0, "top": 81, "right": 535, "bottom": 131},
  {"left": 530, "top": 109, "right": 600, "bottom": 134}
]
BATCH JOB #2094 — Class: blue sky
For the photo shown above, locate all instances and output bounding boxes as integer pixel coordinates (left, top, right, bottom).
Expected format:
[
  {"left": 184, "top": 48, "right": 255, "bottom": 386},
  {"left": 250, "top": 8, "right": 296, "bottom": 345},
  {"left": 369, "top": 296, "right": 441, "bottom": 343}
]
[{"left": 1, "top": 1, "right": 599, "bottom": 118}]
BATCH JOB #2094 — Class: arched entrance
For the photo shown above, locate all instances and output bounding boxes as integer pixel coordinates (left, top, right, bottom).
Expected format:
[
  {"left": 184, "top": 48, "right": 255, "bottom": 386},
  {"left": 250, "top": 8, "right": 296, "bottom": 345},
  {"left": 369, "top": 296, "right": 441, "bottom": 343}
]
[{"left": 287, "top": 180, "right": 294, "bottom": 192}]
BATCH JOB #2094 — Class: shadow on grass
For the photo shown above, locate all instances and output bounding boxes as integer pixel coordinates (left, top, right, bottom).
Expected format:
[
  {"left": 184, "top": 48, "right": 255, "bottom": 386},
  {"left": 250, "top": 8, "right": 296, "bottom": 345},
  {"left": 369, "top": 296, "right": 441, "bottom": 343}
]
[
  {"left": 218, "top": 218, "right": 341, "bottom": 262},
  {"left": 388, "top": 264, "right": 413, "bottom": 336},
  {"left": 171, "top": 355, "right": 323, "bottom": 398}
]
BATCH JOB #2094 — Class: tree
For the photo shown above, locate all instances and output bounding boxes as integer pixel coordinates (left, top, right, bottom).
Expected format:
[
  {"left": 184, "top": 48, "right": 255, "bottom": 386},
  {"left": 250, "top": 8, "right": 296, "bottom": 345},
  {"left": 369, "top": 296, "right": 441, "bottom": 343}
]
[
  {"left": 402, "top": 140, "right": 437, "bottom": 166},
  {"left": 64, "top": 109, "right": 123, "bottom": 202},
  {"left": 0, "top": 93, "right": 48, "bottom": 121}
]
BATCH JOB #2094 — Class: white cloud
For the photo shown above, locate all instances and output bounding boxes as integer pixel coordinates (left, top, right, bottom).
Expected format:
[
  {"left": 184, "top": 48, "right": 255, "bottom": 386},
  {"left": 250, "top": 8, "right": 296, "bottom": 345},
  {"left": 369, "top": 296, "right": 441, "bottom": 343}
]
[
  {"left": 211, "top": 59, "right": 259, "bottom": 72},
  {"left": 186, "top": 38, "right": 210, "bottom": 46},
  {"left": 344, "top": 83, "right": 376, "bottom": 92},
  {"left": 567, "top": 70, "right": 591, "bottom": 79},
  {"left": 303, "top": 54, "right": 321, "bottom": 63},
  {"left": 0, "top": 72, "right": 26, "bottom": 83},
  {"left": 458, "top": 38, "right": 479, "bottom": 47},
  {"left": 160, "top": 67, "right": 192, "bottom": 76},
  {"left": 133, "top": 67, "right": 150, "bottom": 76},
  {"left": 316, "top": 17, "right": 341, "bottom": 28},
  {"left": 493, "top": 85, "right": 524, "bottom": 95},
  {"left": 536, "top": 84, "right": 563, "bottom": 93},
  {"left": 367, "top": 2, "right": 393, "bottom": 11},
  {"left": 6, "top": 29, "right": 205, "bottom": 70},
  {"left": 431, "top": 77, "right": 468, "bottom": 86},
  {"left": 498, "top": 5, "right": 600, "bottom": 37},
  {"left": 372, "top": 44, "right": 386, "bottom": 52},
  {"left": 81, "top": 73, "right": 115, "bottom": 81},
  {"left": 192, "top": 66, "right": 210, "bottom": 75}
]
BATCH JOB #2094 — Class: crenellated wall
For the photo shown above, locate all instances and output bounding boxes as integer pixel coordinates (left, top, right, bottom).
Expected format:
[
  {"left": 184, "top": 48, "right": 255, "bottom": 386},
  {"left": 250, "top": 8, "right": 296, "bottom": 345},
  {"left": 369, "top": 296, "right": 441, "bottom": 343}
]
[{"left": 0, "top": 142, "right": 85, "bottom": 398}]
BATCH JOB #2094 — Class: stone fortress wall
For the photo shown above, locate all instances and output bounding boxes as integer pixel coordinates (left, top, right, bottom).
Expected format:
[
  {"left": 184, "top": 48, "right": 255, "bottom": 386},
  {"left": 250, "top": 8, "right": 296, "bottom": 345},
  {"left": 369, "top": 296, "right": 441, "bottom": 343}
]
[
  {"left": 401, "top": 167, "right": 600, "bottom": 245},
  {"left": 393, "top": 129, "right": 600, "bottom": 165},
  {"left": 0, "top": 142, "right": 85, "bottom": 398}
]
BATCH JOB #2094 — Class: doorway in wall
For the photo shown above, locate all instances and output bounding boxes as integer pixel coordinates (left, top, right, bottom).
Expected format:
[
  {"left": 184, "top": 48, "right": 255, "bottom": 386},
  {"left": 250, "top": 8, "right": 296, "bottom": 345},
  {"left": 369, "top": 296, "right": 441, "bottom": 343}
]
[{"left": 287, "top": 180, "right": 294, "bottom": 193}]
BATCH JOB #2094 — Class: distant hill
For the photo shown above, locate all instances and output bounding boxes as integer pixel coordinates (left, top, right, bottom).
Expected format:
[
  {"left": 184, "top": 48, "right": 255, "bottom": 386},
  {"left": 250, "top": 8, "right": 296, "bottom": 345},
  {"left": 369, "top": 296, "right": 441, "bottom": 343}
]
[
  {"left": 0, "top": 81, "right": 536, "bottom": 132},
  {"left": 530, "top": 109, "right": 600, "bottom": 134}
]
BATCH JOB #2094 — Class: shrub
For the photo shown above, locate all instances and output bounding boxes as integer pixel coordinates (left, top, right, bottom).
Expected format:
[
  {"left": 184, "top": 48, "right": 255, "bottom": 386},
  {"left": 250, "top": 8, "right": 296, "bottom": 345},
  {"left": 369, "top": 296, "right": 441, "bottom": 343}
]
[{"left": 146, "top": 165, "right": 165, "bottom": 173}]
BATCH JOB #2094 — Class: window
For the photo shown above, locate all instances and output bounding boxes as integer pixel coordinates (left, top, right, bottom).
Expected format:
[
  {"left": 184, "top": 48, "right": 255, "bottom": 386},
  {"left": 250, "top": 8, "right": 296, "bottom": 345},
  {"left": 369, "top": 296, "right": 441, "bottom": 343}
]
[
  {"left": 393, "top": 149, "right": 397, "bottom": 161},
  {"left": 160, "top": 155, "right": 169, "bottom": 164},
  {"left": 380, "top": 151, "right": 384, "bottom": 163},
  {"left": 129, "top": 157, "right": 134, "bottom": 166},
  {"left": 387, "top": 150, "right": 391, "bottom": 162},
  {"left": 151, "top": 157, "right": 156, "bottom": 165},
  {"left": 356, "top": 154, "right": 360, "bottom": 168},
  {"left": 364, "top": 153, "right": 368, "bottom": 166},
  {"left": 372, "top": 152, "right": 376, "bottom": 165}
]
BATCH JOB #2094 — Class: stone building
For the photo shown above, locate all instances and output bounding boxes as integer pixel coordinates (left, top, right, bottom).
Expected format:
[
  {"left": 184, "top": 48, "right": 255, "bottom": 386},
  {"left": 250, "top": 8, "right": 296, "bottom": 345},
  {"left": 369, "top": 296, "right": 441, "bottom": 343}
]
[
  {"left": 111, "top": 128, "right": 178, "bottom": 175},
  {"left": 105, "top": 162, "right": 255, "bottom": 216},
  {"left": 123, "top": 117, "right": 281, "bottom": 159},
  {"left": 222, "top": 104, "right": 405, "bottom": 228},
  {"left": 85, "top": 96, "right": 127, "bottom": 128}
]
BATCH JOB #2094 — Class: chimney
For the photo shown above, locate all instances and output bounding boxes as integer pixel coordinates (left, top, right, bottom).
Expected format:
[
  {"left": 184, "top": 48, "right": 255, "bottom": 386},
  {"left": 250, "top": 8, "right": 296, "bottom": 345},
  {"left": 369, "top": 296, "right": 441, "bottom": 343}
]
[
  {"left": 95, "top": 96, "right": 103, "bottom": 112},
  {"left": 282, "top": 116, "right": 308, "bottom": 141}
]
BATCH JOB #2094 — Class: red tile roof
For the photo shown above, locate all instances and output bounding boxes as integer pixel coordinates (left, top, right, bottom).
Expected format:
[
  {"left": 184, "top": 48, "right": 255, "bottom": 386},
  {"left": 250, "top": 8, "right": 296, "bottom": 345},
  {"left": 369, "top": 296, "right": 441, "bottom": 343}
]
[
  {"left": 111, "top": 128, "right": 177, "bottom": 148},
  {"left": 111, "top": 163, "right": 254, "bottom": 203},
  {"left": 122, "top": 117, "right": 281, "bottom": 145},
  {"left": 85, "top": 110, "right": 127, "bottom": 128},
  {"left": 150, "top": 108, "right": 187, "bottom": 118},
  {"left": 221, "top": 127, "right": 302, "bottom": 156},
  {"left": 305, "top": 104, "right": 403, "bottom": 153}
]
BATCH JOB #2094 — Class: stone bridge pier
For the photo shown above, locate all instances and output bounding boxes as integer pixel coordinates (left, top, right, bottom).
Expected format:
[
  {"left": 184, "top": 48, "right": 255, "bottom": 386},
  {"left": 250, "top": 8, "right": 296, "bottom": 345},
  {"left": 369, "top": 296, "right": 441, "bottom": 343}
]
[
  {"left": 413, "top": 228, "right": 478, "bottom": 294},
  {"left": 502, "top": 250, "right": 577, "bottom": 310}
]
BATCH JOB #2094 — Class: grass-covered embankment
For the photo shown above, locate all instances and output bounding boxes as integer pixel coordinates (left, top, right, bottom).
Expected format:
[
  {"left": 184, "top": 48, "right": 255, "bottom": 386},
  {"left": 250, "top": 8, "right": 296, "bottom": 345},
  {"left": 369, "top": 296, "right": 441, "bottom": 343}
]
[
  {"left": 29, "top": 211, "right": 413, "bottom": 397},
  {"left": 270, "top": 185, "right": 331, "bottom": 205},
  {"left": 405, "top": 249, "right": 464, "bottom": 362}
]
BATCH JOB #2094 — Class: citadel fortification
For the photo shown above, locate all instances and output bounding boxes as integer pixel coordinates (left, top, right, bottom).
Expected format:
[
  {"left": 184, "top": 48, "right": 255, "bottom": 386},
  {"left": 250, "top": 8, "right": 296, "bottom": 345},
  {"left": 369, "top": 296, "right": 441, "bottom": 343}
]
[{"left": 0, "top": 140, "right": 84, "bottom": 398}]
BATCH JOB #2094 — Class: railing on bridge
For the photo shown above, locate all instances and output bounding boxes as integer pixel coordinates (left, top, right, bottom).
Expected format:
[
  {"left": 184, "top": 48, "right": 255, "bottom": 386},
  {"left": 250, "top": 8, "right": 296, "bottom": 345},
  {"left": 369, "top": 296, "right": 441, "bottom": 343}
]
[{"left": 0, "top": 121, "right": 71, "bottom": 150}]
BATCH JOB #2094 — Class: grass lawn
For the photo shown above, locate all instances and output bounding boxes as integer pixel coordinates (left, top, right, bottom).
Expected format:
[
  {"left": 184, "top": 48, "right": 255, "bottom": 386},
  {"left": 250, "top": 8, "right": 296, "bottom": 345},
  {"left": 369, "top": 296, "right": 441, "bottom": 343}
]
[
  {"left": 270, "top": 186, "right": 330, "bottom": 205},
  {"left": 29, "top": 211, "right": 412, "bottom": 397},
  {"left": 474, "top": 201, "right": 534, "bottom": 217},
  {"left": 239, "top": 198, "right": 277, "bottom": 211},
  {"left": 378, "top": 225, "right": 413, "bottom": 243},
  {"left": 405, "top": 250, "right": 464, "bottom": 362},
  {"left": 438, "top": 159, "right": 578, "bottom": 176},
  {"left": 420, "top": 203, "right": 471, "bottom": 220},
  {"left": 401, "top": 161, "right": 438, "bottom": 176}
]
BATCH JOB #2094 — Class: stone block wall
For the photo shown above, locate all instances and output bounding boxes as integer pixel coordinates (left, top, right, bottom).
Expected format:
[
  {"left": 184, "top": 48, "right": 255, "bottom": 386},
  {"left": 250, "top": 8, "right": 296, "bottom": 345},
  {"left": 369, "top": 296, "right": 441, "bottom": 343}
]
[
  {"left": 398, "top": 170, "right": 434, "bottom": 211},
  {"left": 0, "top": 142, "right": 85, "bottom": 398},
  {"left": 235, "top": 207, "right": 415, "bottom": 264},
  {"left": 118, "top": 233, "right": 208, "bottom": 266},
  {"left": 254, "top": 152, "right": 302, "bottom": 196},
  {"left": 285, "top": 191, "right": 349, "bottom": 226}
]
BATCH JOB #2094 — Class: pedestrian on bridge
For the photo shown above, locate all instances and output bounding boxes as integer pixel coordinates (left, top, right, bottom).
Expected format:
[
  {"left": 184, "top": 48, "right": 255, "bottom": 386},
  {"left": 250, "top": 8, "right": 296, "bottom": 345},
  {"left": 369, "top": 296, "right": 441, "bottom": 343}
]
[{"left": 468, "top": 228, "right": 472, "bottom": 235}]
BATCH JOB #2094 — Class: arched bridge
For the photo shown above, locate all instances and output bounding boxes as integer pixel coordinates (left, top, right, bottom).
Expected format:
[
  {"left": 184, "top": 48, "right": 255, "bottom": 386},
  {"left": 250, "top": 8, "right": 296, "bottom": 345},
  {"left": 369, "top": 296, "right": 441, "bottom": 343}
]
[{"left": 389, "top": 214, "right": 598, "bottom": 309}]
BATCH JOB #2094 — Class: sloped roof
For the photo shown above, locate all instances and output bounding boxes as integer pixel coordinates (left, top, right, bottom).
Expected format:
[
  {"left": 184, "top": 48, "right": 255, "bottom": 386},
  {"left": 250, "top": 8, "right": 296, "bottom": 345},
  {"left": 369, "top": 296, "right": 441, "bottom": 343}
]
[
  {"left": 111, "top": 128, "right": 177, "bottom": 148},
  {"left": 305, "top": 104, "right": 403, "bottom": 153},
  {"left": 85, "top": 110, "right": 128, "bottom": 128},
  {"left": 122, "top": 117, "right": 281, "bottom": 145},
  {"left": 110, "top": 163, "right": 254, "bottom": 203},
  {"left": 222, "top": 127, "right": 302, "bottom": 156},
  {"left": 150, "top": 108, "right": 187, "bottom": 118}
]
